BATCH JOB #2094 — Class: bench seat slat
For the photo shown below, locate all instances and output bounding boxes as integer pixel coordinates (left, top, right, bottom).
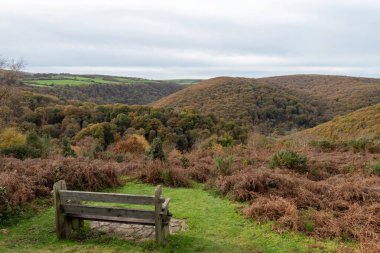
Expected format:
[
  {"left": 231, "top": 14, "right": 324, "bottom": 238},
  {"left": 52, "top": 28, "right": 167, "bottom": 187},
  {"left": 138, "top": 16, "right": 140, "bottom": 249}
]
[
  {"left": 62, "top": 204, "right": 156, "bottom": 220},
  {"left": 66, "top": 213, "right": 156, "bottom": 225},
  {"left": 59, "top": 190, "right": 165, "bottom": 205}
]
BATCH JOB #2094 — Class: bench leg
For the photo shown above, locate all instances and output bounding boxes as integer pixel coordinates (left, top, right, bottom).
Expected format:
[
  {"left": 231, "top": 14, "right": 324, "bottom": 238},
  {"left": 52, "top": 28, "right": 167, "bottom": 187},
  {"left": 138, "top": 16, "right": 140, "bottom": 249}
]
[
  {"left": 71, "top": 218, "right": 84, "bottom": 231},
  {"left": 163, "top": 224, "right": 169, "bottom": 241}
]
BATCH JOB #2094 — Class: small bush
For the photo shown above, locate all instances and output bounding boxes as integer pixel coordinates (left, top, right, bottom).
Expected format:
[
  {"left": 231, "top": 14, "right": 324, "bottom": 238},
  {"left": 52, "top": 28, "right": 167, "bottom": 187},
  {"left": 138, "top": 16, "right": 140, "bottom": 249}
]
[
  {"left": 138, "top": 161, "right": 191, "bottom": 187},
  {"left": 309, "top": 140, "right": 336, "bottom": 152},
  {"left": 242, "top": 158, "right": 256, "bottom": 166},
  {"left": 0, "top": 128, "right": 26, "bottom": 149},
  {"left": 75, "top": 136, "right": 102, "bottom": 159},
  {"left": 1, "top": 144, "right": 40, "bottom": 159},
  {"left": 348, "top": 138, "right": 371, "bottom": 152},
  {"left": 113, "top": 134, "right": 149, "bottom": 155},
  {"left": 217, "top": 133, "right": 234, "bottom": 148},
  {"left": 269, "top": 151, "right": 307, "bottom": 173},
  {"left": 0, "top": 157, "right": 122, "bottom": 221},
  {"left": 369, "top": 158, "right": 380, "bottom": 175},
  {"left": 215, "top": 155, "right": 234, "bottom": 176},
  {"left": 61, "top": 136, "right": 76, "bottom": 157},
  {"left": 180, "top": 155, "right": 190, "bottom": 169}
]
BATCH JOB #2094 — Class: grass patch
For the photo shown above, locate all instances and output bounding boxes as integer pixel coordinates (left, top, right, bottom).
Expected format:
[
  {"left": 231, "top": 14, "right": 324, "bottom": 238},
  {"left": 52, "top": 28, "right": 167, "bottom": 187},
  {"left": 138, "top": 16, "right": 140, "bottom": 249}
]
[{"left": 0, "top": 182, "right": 348, "bottom": 253}]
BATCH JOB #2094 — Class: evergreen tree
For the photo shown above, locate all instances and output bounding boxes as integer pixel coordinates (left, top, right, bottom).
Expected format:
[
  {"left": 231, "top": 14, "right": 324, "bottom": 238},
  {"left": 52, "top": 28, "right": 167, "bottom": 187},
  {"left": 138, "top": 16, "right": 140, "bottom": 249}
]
[
  {"left": 61, "top": 136, "right": 76, "bottom": 157},
  {"left": 148, "top": 137, "right": 165, "bottom": 160}
]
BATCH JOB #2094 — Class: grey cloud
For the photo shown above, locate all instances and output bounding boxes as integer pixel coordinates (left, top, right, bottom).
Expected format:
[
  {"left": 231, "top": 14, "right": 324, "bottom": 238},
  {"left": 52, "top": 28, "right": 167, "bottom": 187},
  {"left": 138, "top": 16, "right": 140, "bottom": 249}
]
[{"left": 0, "top": 0, "right": 379, "bottom": 78}]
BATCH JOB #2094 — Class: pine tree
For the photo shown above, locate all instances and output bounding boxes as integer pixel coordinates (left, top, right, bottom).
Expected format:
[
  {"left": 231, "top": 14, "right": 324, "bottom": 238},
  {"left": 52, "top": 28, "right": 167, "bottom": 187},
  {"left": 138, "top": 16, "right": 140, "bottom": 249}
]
[{"left": 61, "top": 136, "right": 76, "bottom": 157}]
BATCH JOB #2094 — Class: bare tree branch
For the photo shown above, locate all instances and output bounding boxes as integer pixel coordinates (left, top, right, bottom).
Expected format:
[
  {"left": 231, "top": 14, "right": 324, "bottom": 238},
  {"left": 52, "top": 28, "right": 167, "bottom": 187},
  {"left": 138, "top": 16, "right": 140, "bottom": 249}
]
[{"left": 0, "top": 56, "right": 25, "bottom": 104}]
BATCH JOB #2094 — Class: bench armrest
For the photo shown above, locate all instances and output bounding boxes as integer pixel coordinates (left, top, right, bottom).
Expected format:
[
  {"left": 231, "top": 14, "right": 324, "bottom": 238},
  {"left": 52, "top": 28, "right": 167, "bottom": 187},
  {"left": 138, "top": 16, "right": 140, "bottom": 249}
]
[{"left": 162, "top": 198, "right": 170, "bottom": 210}]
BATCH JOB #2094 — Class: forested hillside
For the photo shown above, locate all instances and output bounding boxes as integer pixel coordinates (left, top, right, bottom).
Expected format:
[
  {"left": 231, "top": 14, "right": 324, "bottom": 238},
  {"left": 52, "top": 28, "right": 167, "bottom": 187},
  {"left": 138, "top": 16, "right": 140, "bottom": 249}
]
[
  {"left": 25, "top": 82, "right": 183, "bottom": 105},
  {"left": 288, "top": 103, "right": 380, "bottom": 141},
  {"left": 154, "top": 75, "right": 380, "bottom": 134},
  {"left": 259, "top": 75, "right": 380, "bottom": 118}
]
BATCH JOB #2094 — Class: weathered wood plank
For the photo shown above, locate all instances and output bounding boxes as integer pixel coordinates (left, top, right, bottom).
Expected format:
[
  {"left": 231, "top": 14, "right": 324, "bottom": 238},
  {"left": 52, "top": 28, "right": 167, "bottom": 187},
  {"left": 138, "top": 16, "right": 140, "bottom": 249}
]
[
  {"left": 53, "top": 180, "right": 70, "bottom": 239},
  {"left": 162, "top": 198, "right": 170, "bottom": 211},
  {"left": 67, "top": 213, "right": 155, "bottom": 225},
  {"left": 62, "top": 204, "right": 156, "bottom": 220},
  {"left": 154, "top": 185, "right": 163, "bottom": 244},
  {"left": 59, "top": 190, "right": 164, "bottom": 205}
]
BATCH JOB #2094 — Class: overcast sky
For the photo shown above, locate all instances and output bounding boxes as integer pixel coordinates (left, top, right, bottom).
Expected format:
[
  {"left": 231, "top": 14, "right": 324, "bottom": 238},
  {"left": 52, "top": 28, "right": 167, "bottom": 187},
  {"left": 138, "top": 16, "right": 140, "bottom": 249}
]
[{"left": 1, "top": 0, "right": 379, "bottom": 79}]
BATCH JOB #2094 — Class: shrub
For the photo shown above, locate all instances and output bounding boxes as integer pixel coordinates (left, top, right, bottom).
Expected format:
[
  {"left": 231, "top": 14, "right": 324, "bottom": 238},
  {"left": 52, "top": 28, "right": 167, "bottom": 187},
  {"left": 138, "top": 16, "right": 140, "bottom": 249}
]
[
  {"left": 348, "top": 138, "right": 371, "bottom": 152},
  {"left": 113, "top": 134, "right": 149, "bottom": 155},
  {"left": 242, "top": 158, "right": 256, "bottom": 166},
  {"left": 148, "top": 137, "right": 165, "bottom": 160},
  {"left": 137, "top": 161, "right": 191, "bottom": 187},
  {"left": 0, "top": 131, "right": 54, "bottom": 159},
  {"left": 0, "top": 128, "right": 26, "bottom": 149},
  {"left": 309, "top": 140, "right": 336, "bottom": 152},
  {"left": 270, "top": 151, "right": 307, "bottom": 173},
  {"left": 75, "top": 136, "right": 102, "bottom": 159},
  {"left": 217, "top": 133, "right": 234, "bottom": 148},
  {"left": 1, "top": 144, "right": 40, "bottom": 159},
  {"left": 370, "top": 162, "right": 380, "bottom": 176},
  {"left": 61, "top": 136, "right": 76, "bottom": 157},
  {"left": 0, "top": 157, "right": 122, "bottom": 222},
  {"left": 215, "top": 155, "right": 234, "bottom": 176},
  {"left": 74, "top": 122, "right": 117, "bottom": 148},
  {"left": 244, "top": 196, "right": 298, "bottom": 230},
  {"left": 180, "top": 155, "right": 190, "bottom": 169}
]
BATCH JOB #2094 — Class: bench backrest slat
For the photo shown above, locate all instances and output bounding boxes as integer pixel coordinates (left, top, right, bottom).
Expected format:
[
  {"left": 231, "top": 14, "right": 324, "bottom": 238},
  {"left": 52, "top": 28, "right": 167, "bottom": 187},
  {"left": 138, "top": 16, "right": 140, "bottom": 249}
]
[
  {"left": 59, "top": 190, "right": 164, "bottom": 205},
  {"left": 62, "top": 204, "right": 156, "bottom": 220}
]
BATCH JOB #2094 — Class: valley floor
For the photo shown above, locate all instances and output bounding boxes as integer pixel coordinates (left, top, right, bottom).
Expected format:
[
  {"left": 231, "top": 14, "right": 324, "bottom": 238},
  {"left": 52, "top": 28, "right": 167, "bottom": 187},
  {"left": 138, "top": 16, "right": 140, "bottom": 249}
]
[{"left": 0, "top": 182, "right": 350, "bottom": 253}]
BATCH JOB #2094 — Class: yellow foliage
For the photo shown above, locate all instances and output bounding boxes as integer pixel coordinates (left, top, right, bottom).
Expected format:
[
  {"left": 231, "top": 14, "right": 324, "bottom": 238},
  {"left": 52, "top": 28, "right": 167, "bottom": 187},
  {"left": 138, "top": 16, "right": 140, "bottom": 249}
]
[
  {"left": 283, "top": 103, "right": 380, "bottom": 145},
  {"left": 113, "top": 134, "right": 150, "bottom": 154},
  {"left": 0, "top": 128, "right": 26, "bottom": 148}
]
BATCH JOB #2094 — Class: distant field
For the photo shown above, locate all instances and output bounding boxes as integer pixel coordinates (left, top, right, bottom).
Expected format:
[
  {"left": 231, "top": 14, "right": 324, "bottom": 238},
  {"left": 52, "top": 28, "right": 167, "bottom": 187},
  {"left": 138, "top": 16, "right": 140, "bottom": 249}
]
[{"left": 22, "top": 74, "right": 200, "bottom": 87}]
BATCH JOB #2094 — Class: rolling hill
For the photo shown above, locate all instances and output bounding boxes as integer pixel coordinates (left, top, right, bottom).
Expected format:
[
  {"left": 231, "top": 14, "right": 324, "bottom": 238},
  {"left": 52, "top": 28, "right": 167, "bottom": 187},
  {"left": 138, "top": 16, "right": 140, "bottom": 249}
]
[
  {"left": 258, "top": 75, "right": 380, "bottom": 118},
  {"left": 20, "top": 73, "right": 194, "bottom": 105},
  {"left": 289, "top": 103, "right": 380, "bottom": 141},
  {"left": 153, "top": 75, "right": 380, "bottom": 134}
]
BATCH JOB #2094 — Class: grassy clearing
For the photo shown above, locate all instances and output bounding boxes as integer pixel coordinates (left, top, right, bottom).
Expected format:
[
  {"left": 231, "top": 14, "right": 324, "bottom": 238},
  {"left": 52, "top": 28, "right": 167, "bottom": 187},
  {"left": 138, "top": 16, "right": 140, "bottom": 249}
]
[
  {"left": 22, "top": 74, "right": 196, "bottom": 87},
  {"left": 0, "top": 182, "right": 348, "bottom": 253},
  {"left": 24, "top": 75, "right": 120, "bottom": 86}
]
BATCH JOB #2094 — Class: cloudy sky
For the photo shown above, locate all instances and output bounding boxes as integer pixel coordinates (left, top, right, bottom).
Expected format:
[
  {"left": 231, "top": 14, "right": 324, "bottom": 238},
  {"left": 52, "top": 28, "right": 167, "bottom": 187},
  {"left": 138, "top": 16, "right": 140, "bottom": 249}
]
[{"left": 1, "top": 0, "right": 379, "bottom": 79}]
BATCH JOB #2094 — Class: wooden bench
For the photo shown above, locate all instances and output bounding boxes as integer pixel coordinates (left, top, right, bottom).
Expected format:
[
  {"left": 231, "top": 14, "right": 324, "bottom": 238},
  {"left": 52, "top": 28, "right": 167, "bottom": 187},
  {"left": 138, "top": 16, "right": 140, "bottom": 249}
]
[{"left": 53, "top": 180, "right": 171, "bottom": 244}]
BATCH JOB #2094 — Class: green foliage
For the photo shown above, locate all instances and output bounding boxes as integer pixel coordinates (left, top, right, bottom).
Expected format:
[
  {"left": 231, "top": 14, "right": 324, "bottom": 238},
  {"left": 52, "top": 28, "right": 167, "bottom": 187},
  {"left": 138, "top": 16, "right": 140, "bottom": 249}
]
[
  {"left": 112, "top": 113, "right": 130, "bottom": 133},
  {"left": 217, "top": 133, "right": 234, "bottom": 148},
  {"left": 148, "top": 137, "right": 165, "bottom": 160},
  {"left": 369, "top": 158, "right": 380, "bottom": 175},
  {"left": 61, "top": 136, "right": 76, "bottom": 157},
  {"left": 74, "top": 122, "right": 116, "bottom": 148},
  {"left": 0, "top": 132, "right": 53, "bottom": 159},
  {"left": 180, "top": 155, "right": 190, "bottom": 169},
  {"left": 370, "top": 164, "right": 380, "bottom": 175},
  {"left": 215, "top": 155, "right": 234, "bottom": 176},
  {"left": 115, "top": 153, "right": 125, "bottom": 163},
  {"left": 303, "top": 218, "right": 315, "bottom": 233},
  {"left": 270, "top": 150, "right": 308, "bottom": 173},
  {"left": 242, "top": 158, "right": 256, "bottom": 166},
  {"left": 1, "top": 144, "right": 40, "bottom": 159},
  {"left": 348, "top": 138, "right": 371, "bottom": 152}
]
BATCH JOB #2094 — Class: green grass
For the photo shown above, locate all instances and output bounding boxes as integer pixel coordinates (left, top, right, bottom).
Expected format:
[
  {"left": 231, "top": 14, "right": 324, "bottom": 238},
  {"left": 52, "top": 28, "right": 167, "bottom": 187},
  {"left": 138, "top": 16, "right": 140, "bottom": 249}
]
[
  {"left": 0, "top": 182, "right": 349, "bottom": 253},
  {"left": 24, "top": 75, "right": 120, "bottom": 87}
]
